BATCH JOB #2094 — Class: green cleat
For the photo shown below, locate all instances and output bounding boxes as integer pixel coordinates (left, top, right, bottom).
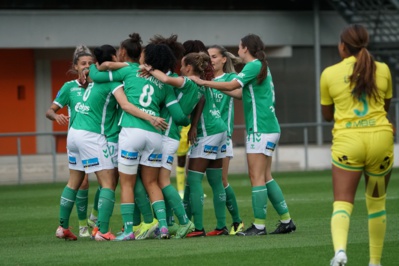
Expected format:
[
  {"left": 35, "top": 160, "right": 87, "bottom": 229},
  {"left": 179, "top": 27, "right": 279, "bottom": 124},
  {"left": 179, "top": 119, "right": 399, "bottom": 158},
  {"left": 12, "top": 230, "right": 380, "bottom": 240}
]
[
  {"left": 168, "top": 223, "right": 179, "bottom": 236},
  {"left": 175, "top": 220, "right": 195, "bottom": 239}
]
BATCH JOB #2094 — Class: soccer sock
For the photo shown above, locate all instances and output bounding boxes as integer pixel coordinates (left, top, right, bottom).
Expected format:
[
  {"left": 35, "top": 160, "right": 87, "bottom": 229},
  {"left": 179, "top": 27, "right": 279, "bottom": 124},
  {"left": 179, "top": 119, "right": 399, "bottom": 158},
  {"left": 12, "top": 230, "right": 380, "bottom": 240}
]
[
  {"left": 75, "top": 189, "right": 88, "bottom": 227},
  {"left": 225, "top": 183, "right": 241, "bottom": 223},
  {"left": 331, "top": 201, "right": 353, "bottom": 253},
  {"left": 366, "top": 194, "right": 386, "bottom": 265},
  {"left": 183, "top": 183, "right": 192, "bottom": 219},
  {"left": 164, "top": 198, "right": 174, "bottom": 226},
  {"left": 133, "top": 204, "right": 142, "bottom": 226},
  {"left": 162, "top": 184, "right": 189, "bottom": 225},
  {"left": 266, "top": 179, "right": 291, "bottom": 222},
  {"left": 187, "top": 170, "right": 204, "bottom": 230},
  {"left": 90, "top": 186, "right": 101, "bottom": 219},
  {"left": 134, "top": 176, "right": 154, "bottom": 223},
  {"left": 59, "top": 186, "right": 77, "bottom": 229},
  {"left": 252, "top": 186, "right": 268, "bottom": 227},
  {"left": 206, "top": 168, "right": 226, "bottom": 229},
  {"left": 176, "top": 166, "right": 186, "bottom": 194},
  {"left": 152, "top": 200, "right": 167, "bottom": 229},
  {"left": 120, "top": 203, "right": 134, "bottom": 234},
  {"left": 98, "top": 188, "right": 115, "bottom": 234}
]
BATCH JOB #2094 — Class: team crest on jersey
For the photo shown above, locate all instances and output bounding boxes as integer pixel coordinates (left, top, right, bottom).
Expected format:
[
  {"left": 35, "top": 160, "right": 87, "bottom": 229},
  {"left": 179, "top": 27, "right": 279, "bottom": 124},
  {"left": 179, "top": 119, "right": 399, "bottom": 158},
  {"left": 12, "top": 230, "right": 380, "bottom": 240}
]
[
  {"left": 121, "top": 150, "right": 138, "bottom": 160},
  {"left": 82, "top": 158, "right": 100, "bottom": 168},
  {"left": 265, "top": 141, "right": 276, "bottom": 151},
  {"left": 77, "top": 91, "right": 82, "bottom": 96},
  {"left": 204, "top": 145, "right": 218, "bottom": 154},
  {"left": 238, "top": 73, "right": 245, "bottom": 78},
  {"left": 68, "top": 156, "right": 77, "bottom": 165},
  {"left": 56, "top": 91, "right": 61, "bottom": 98},
  {"left": 148, "top": 153, "right": 162, "bottom": 162},
  {"left": 166, "top": 155, "right": 174, "bottom": 165}
]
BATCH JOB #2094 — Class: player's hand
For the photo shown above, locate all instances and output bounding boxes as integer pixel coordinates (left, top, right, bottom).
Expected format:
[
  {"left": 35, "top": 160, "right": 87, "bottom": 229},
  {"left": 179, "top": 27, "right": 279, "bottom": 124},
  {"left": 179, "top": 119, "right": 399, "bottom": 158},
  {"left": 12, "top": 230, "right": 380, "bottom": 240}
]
[
  {"left": 188, "top": 76, "right": 204, "bottom": 85},
  {"left": 150, "top": 116, "right": 168, "bottom": 131},
  {"left": 54, "top": 114, "right": 70, "bottom": 126},
  {"left": 79, "top": 68, "right": 90, "bottom": 88},
  {"left": 188, "top": 126, "right": 197, "bottom": 145},
  {"left": 139, "top": 64, "right": 153, "bottom": 78}
]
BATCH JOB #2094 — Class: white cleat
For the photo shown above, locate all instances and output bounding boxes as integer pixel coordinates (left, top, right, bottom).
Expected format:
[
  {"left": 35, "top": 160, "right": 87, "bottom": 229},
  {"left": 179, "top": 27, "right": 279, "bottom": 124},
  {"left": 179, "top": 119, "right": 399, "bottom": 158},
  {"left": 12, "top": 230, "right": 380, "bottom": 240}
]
[{"left": 330, "top": 250, "right": 347, "bottom": 266}]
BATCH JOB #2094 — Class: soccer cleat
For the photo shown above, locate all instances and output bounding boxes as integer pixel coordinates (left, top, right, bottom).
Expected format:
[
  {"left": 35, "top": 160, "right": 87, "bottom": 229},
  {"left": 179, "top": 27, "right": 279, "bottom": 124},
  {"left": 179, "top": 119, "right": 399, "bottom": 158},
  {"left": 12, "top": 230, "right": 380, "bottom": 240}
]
[
  {"left": 133, "top": 223, "right": 143, "bottom": 235},
  {"left": 168, "top": 223, "right": 180, "bottom": 236},
  {"left": 135, "top": 219, "right": 159, "bottom": 240},
  {"left": 87, "top": 217, "right": 97, "bottom": 228},
  {"left": 236, "top": 224, "right": 267, "bottom": 236},
  {"left": 158, "top": 227, "right": 170, "bottom": 239},
  {"left": 94, "top": 231, "right": 116, "bottom": 241},
  {"left": 186, "top": 228, "right": 206, "bottom": 238},
  {"left": 206, "top": 227, "right": 229, "bottom": 236},
  {"left": 114, "top": 231, "right": 135, "bottom": 241},
  {"left": 229, "top": 222, "right": 244, "bottom": 235},
  {"left": 91, "top": 226, "right": 99, "bottom": 240},
  {"left": 56, "top": 226, "right": 77, "bottom": 241},
  {"left": 270, "top": 219, "right": 296, "bottom": 234},
  {"left": 330, "top": 250, "right": 347, "bottom": 266},
  {"left": 175, "top": 220, "right": 195, "bottom": 239},
  {"left": 79, "top": 226, "right": 91, "bottom": 237}
]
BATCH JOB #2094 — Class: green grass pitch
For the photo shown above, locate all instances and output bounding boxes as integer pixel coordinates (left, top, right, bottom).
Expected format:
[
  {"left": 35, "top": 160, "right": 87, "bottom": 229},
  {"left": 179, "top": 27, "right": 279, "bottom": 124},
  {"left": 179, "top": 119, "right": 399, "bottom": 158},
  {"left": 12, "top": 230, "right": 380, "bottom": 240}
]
[{"left": 0, "top": 169, "right": 398, "bottom": 265}]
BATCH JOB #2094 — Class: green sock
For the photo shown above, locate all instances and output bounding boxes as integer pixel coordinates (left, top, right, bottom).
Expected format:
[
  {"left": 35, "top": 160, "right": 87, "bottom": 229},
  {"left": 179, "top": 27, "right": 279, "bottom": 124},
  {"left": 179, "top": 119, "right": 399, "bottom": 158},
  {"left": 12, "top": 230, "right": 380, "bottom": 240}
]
[
  {"left": 266, "top": 179, "right": 291, "bottom": 221},
  {"left": 187, "top": 170, "right": 204, "bottom": 230},
  {"left": 252, "top": 186, "right": 268, "bottom": 223},
  {"left": 98, "top": 188, "right": 115, "bottom": 234},
  {"left": 206, "top": 168, "right": 226, "bottom": 229},
  {"left": 162, "top": 185, "right": 188, "bottom": 225},
  {"left": 134, "top": 175, "right": 153, "bottom": 223},
  {"left": 164, "top": 196, "right": 175, "bottom": 226},
  {"left": 225, "top": 184, "right": 241, "bottom": 223},
  {"left": 183, "top": 184, "right": 192, "bottom": 219},
  {"left": 152, "top": 200, "right": 167, "bottom": 228},
  {"left": 76, "top": 189, "right": 88, "bottom": 227},
  {"left": 133, "top": 204, "right": 142, "bottom": 226},
  {"left": 59, "top": 186, "right": 77, "bottom": 229},
  {"left": 121, "top": 203, "right": 134, "bottom": 233},
  {"left": 91, "top": 186, "right": 101, "bottom": 218}
]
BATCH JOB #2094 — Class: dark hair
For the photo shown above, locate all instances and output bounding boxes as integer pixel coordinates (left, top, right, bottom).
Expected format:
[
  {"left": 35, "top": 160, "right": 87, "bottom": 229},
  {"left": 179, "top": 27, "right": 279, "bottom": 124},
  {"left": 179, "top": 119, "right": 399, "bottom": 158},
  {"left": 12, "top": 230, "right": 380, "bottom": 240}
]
[
  {"left": 183, "top": 40, "right": 207, "bottom": 55},
  {"left": 184, "top": 52, "right": 214, "bottom": 81},
  {"left": 241, "top": 34, "right": 268, "bottom": 84},
  {"left": 340, "top": 24, "right": 378, "bottom": 101},
  {"left": 93, "top": 45, "right": 116, "bottom": 65},
  {"left": 145, "top": 44, "right": 176, "bottom": 73},
  {"left": 149, "top": 34, "right": 185, "bottom": 64},
  {"left": 120, "top": 33, "right": 142, "bottom": 62}
]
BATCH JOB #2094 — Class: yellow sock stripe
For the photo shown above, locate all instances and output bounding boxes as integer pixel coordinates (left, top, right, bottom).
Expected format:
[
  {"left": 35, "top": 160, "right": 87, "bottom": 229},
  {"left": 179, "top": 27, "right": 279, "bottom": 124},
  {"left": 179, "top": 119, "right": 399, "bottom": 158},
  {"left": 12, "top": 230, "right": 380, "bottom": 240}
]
[
  {"left": 368, "top": 210, "right": 386, "bottom": 219},
  {"left": 332, "top": 210, "right": 350, "bottom": 217},
  {"left": 332, "top": 159, "right": 363, "bottom": 171}
]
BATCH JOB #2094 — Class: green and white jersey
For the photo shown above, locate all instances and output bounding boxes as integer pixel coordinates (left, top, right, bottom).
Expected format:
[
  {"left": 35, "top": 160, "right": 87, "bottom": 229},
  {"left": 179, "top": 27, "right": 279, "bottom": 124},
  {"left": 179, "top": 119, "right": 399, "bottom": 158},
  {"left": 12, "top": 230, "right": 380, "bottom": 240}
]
[
  {"left": 53, "top": 80, "right": 85, "bottom": 128},
  {"left": 196, "top": 85, "right": 227, "bottom": 138},
  {"left": 89, "top": 62, "right": 137, "bottom": 83},
  {"left": 234, "top": 59, "right": 280, "bottom": 134},
  {"left": 213, "top": 73, "right": 237, "bottom": 137},
  {"left": 119, "top": 68, "right": 188, "bottom": 134},
  {"left": 107, "top": 105, "right": 122, "bottom": 143},
  {"left": 162, "top": 75, "right": 202, "bottom": 141},
  {"left": 71, "top": 81, "right": 123, "bottom": 136}
]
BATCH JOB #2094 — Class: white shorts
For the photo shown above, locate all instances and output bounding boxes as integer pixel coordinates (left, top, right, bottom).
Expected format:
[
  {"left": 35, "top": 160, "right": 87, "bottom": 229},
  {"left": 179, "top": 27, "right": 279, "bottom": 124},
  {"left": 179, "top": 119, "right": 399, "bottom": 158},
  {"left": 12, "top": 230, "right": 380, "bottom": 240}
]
[
  {"left": 189, "top": 131, "right": 227, "bottom": 160},
  {"left": 67, "top": 128, "right": 114, "bottom": 173},
  {"left": 246, "top": 132, "right": 280, "bottom": 156},
  {"left": 161, "top": 136, "right": 179, "bottom": 171},
  {"left": 107, "top": 141, "right": 118, "bottom": 168},
  {"left": 225, "top": 136, "right": 234, "bottom": 158},
  {"left": 118, "top": 128, "right": 163, "bottom": 168}
]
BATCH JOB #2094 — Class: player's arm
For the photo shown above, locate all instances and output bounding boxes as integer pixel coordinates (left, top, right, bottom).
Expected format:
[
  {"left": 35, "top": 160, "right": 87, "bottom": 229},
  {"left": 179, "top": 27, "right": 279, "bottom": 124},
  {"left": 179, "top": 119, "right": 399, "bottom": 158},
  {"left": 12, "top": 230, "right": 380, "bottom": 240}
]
[
  {"left": 113, "top": 86, "right": 168, "bottom": 130},
  {"left": 141, "top": 65, "right": 185, "bottom": 88},
  {"left": 321, "top": 105, "right": 334, "bottom": 122},
  {"left": 189, "top": 76, "right": 241, "bottom": 91},
  {"left": 97, "top": 62, "right": 129, "bottom": 71},
  {"left": 45, "top": 103, "right": 69, "bottom": 126},
  {"left": 222, "top": 88, "right": 242, "bottom": 100},
  {"left": 89, "top": 64, "right": 125, "bottom": 83},
  {"left": 166, "top": 102, "right": 190, "bottom": 126},
  {"left": 188, "top": 95, "right": 205, "bottom": 144}
]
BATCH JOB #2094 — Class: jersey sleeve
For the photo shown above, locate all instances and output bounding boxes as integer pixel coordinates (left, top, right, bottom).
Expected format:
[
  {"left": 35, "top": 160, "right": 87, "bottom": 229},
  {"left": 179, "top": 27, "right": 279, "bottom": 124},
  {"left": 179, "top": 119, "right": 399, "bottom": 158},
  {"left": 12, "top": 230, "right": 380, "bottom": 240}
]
[
  {"left": 53, "top": 82, "right": 71, "bottom": 108},
  {"left": 164, "top": 86, "right": 190, "bottom": 126},
  {"left": 89, "top": 64, "right": 125, "bottom": 83},
  {"left": 320, "top": 68, "right": 333, "bottom": 105},
  {"left": 234, "top": 62, "right": 259, "bottom": 87},
  {"left": 383, "top": 63, "right": 392, "bottom": 99}
]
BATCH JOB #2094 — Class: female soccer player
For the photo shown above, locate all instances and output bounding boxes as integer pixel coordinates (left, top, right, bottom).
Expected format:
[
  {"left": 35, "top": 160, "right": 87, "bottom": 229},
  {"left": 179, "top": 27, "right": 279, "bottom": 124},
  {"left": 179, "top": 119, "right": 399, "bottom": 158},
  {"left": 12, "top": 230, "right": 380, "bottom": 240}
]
[
  {"left": 320, "top": 24, "right": 393, "bottom": 266},
  {"left": 46, "top": 45, "right": 98, "bottom": 238},
  {"left": 144, "top": 51, "right": 228, "bottom": 237},
  {"left": 189, "top": 34, "right": 295, "bottom": 236},
  {"left": 207, "top": 45, "right": 244, "bottom": 235}
]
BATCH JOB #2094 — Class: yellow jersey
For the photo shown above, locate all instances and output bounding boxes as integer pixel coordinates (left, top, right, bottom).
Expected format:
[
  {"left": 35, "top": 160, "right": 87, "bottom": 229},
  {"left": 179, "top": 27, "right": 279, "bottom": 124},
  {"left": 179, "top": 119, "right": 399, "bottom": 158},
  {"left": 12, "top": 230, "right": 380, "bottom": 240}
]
[{"left": 320, "top": 56, "right": 392, "bottom": 134}]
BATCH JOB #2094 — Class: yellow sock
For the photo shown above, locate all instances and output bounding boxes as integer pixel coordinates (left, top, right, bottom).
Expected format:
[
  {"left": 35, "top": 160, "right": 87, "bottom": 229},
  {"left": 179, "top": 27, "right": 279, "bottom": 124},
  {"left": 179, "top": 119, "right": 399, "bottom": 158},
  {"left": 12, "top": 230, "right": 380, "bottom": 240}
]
[
  {"left": 176, "top": 166, "right": 186, "bottom": 193},
  {"left": 366, "top": 194, "right": 386, "bottom": 266},
  {"left": 331, "top": 201, "right": 353, "bottom": 253}
]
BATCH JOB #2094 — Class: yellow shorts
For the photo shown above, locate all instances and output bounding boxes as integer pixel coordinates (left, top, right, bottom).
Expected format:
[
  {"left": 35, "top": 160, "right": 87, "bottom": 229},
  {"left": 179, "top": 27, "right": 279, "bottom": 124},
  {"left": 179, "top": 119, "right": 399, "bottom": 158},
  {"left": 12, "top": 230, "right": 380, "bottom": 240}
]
[
  {"left": 331, "top": 130, "right": 394, "bottom": 176},
  {"left": 176, "top": 125, "right": 191, "bottom": 156}
]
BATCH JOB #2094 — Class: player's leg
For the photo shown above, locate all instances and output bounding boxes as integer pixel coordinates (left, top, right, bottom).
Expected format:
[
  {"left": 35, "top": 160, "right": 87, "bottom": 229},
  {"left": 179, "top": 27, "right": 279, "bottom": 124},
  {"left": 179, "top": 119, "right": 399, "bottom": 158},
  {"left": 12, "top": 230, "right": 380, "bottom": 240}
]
[{"left": 76, "top": 174, "right": 90, "bottom": 237}]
